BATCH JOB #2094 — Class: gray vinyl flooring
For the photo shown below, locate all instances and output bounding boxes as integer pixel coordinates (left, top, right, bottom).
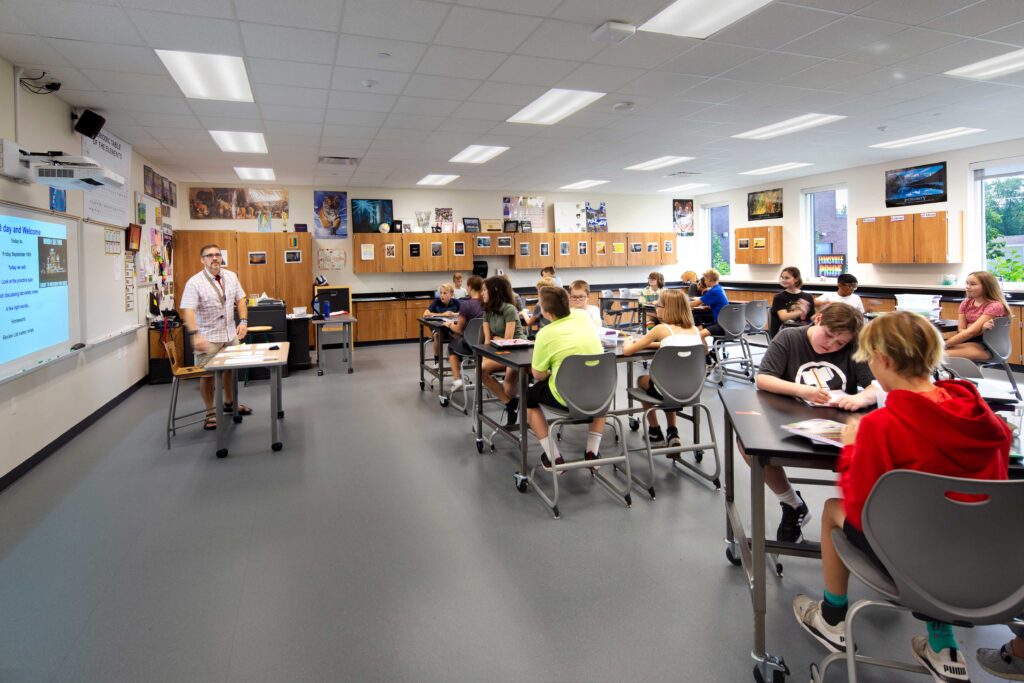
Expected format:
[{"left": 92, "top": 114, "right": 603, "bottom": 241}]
[{"left": 0, "top": 343, "right": 1014, "bottom": 682}]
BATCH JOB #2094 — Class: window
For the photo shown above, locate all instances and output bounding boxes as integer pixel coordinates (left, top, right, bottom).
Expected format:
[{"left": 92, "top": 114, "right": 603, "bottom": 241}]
[
  {"left": 708, "top": 205, "right": 731, "bottom": 276},
  {"left": 808, "top": 188, "right": 849, "bottom": 277},
  {"left": 982, "top": 172, "right": 1024, "bottom": 282}
]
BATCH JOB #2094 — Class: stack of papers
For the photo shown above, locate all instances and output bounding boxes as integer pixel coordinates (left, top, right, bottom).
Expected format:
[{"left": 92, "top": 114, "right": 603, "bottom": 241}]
[
  {"left": 800, "top": 389, "right": 851, "bottom": 407},
  {"left": 491, "top": 338, "right": 533, "bottom": 348},
  {"left": 782, "top": 419, "right": 846, "bottom": 448}
]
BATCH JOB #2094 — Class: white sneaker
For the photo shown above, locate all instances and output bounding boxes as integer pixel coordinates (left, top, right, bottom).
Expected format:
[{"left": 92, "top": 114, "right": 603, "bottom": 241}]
[
  {"left": 911, "top": 635, "right": 971, "bottom": 682},
  {"left": 977, "top": 642, "right": 1024, "bottom": 681},
  {"left": 792, "top": 594, "right": 848, "bottom": 653},
  {"left": 450, "top": 378, "right": 464, "bottom": 391}
]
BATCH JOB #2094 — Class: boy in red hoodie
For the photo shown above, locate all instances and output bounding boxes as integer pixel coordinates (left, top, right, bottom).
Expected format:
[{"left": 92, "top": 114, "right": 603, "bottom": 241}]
[{"left": 793, "top": 311, "right": 1011, "bottom": 683}]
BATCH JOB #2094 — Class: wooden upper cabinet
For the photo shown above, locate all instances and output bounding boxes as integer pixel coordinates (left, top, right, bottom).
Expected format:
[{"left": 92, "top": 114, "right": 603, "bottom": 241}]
[
  {"left": 447, "top": 233, "right": 473, "bottom": 272},
  {"left": 885, "top": 213, "right": 915, "bottom": 263},
  {"left": 353, "top": 233, "right": 403, "bottom": 274},
  {"left": 857, "top": 210, "right": 961, "bottom": 264},
  {"left": 401, "top": 234, "right": 447, "bottom": 272},
  {"left": 856, "top": 216, "right": 885, "bottom": 264},
  {"left": 236, "top": 232, "right": 278, "bottom": 297},
  {"left": 913, "top": 210, "right": 962, "bottom": 264},
  {"left": 734, "top": 226, "right": 782, "bottom": 265},
  {"left": 275, "top": 232, "right": 312, "bottom": 311},
  {"left": 661, "top": 234, "right": 677, "bottom": 266}
]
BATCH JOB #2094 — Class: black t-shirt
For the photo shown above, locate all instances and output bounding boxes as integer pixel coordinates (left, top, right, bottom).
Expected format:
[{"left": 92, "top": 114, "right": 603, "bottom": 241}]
[
  {"left": 757, "top": 326, "right": 874, "bottom": 394},
  {"left": 770, "top": 290, "right": 816, "bottom": 337}
]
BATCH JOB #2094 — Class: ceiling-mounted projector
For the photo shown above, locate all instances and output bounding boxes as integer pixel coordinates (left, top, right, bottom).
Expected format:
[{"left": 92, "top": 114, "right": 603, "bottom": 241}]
[{"left": 31, "top": 153, "right": 124, "bottom": 191}]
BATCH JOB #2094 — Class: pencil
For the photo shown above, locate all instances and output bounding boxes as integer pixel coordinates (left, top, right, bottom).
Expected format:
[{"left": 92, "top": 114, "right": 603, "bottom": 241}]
[{"left": 810, "top": 368, "right": 825, "bottom": 390}]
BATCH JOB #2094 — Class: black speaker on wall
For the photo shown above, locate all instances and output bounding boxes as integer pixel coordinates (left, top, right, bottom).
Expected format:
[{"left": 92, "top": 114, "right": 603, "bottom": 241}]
[{"left": 73, "top": 109, "right": 106, "bottom": 139}]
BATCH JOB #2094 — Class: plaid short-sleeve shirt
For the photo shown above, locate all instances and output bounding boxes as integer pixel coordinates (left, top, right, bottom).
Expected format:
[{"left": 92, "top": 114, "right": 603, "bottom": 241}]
[{"left": 180, "top": 268, "right": 246, "bottom": 342}]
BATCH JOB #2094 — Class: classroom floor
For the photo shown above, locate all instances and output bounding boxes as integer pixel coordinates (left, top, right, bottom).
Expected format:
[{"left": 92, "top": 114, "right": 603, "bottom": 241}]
[{"left": 0, "top": 342, "right": 1015, "bottom": 682}]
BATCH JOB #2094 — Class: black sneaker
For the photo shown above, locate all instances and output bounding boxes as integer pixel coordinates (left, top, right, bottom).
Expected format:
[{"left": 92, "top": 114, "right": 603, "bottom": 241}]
[
  {"left": 648, "top": 425, "right": 664, "bottom": 443},
  {"left": 504, "top": 397, "right": 519, "bottom": 427},
  {"left": 777, "top": 492, "right": 811, "bottom": 543},
  {"left": 666, "top": 427, "right": 681, "bottom": 448},
  {"left": 584, "top": 451, "right": 600, "bottom": 469},
  {"left": 540, "top": 452, "right": 565, "bottom": 472}
]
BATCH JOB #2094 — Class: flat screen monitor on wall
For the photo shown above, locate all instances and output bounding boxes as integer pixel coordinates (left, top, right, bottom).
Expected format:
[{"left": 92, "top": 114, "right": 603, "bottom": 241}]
[{"left": 885, "top": 162, "right": 947, "bottom": 208}]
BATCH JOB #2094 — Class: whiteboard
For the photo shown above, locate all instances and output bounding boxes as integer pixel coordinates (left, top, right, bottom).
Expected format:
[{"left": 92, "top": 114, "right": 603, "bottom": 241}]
[{"left": 81, "top": 219, "right": 142, "bottom": 344}]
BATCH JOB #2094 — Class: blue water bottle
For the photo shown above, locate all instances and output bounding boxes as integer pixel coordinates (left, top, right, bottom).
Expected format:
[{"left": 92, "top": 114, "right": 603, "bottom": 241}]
[{"left": 322, "top": 299, "right": 330, "bottom": 318}]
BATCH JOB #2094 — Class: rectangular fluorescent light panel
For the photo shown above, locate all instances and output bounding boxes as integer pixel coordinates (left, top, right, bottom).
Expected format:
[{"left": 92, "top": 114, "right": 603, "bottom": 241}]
[
  {"left": 869, "top": 127, "right": 984, "bottom": 149},
  {"left": 659, "top": 183, "right": 709, "bottom": 192},
  {"left": 625, "top": 156, "right": 694, "bottom": 171},
  {"left": 560, "top": 180, "right": 609, "bottom": 190},
  {"left": 507, "top": 88, "right": 605, "bottom": 125},
  {"left": 417, "top": 174, "right": 459, "bottom": 186},
  {"left": 740, "top": 162, "right": 812, "bottom": 176},
  {"left": 640, "top": 0, "right": 773, "bottom": 39},
  {"left": 449, "top": 145, "right": 509, "bottom": 164},
  {"left": 156, "top": 50, "right": 254, "bottom": 102},
  {"left": 235, "top": 167, "right": 275, "bottom": 180},
  {"left": 210, "top": 130, "right": 267, "bottom": 154},
  {"left": 946, "top": 48, "right": 1024, "bottom": 80},
  {"left": 733, "top": 113, "right": 846, "bottom": 140}
]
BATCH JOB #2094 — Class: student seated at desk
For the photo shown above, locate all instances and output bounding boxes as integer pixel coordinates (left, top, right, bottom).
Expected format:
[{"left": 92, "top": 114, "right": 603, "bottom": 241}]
[
  {"left": 523, "top": 277, "right": 557, "bottom": 331},
  {"left": 641, "top": 271, "right": 664, "bottom": 327},
  {"left": 680, "top": 270, "right": 700, "bottom": 298},
  {"left": 482, "top": 276, "right": 528, "bottom": 426},
  {"left": 541, "top": 265, "right": 562, "bottom": 288},
  {"left": 946, "top": 270, "right": 1009, "bottom": 361},
  {"left": 569, "top": 280, "right": 602, "bottom": 326},
  {"left": 754, "top": 303, "right": 878, "bottom": 542},
  {"left": 623, "top": 289, "right": 705, "bottom": 446},
  {"left": 815, "top": 272, "right": 863, "bottom": 313},
  {"left": 792, "top": 311, "right": 1010, "bottom": 680},
  {"left": 526, "top": 286, "right": 605, "bottom": 469},
  {"left": 424, "top": 283, "right": 460, "bottom": 360},
  {"left": 692, "top": 268, "right": 729, "bottom": 340},
  {"left": 770, "top": 266, "right": 816, "bottom": 338},
  {"left": 451, "top": 271, "right": 468, "bottom": 299},
  {"left": 444, "top": 275, "right": 484, "bottom": 391}
]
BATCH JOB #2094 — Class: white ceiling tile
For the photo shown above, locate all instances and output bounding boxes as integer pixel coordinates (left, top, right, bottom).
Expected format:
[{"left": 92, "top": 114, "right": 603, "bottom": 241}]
[
  {"left": 335, "top": 34, "right": 427, "bottom": 71},
  {"left": 402, "top": 74, "right": 481, "bottom": 100},
  {"left": 633, "top": 100, "right": 714, "bottom": 118},
  {"left": 840, "top": 28, "right": 964, "bottom": 66},
  {"left": 488, "top": 55, "right": 580, "bottom": 86},
  {"left": 235, "top": 0, "right": 345, "bottom": 31},
  {"left": 331, "top": 67, "right": 410, "bottom": 95},
  {"left": 383, "top": 113, "right": 445, "bottom": 130},
  {"left": 467, "top": 82, "right": 547, "bottom": 105},
  {"left": 560, "top": 111, "right": 622, "bottom": 128},
  {"left": 197, "top": 115, "right": 264, "bottom": 130},
  {"left": 660, "top": 42, "right": 766, "bottom": 77},
  {"left": 322, "top": 123, "right": 381, "bottom": 138},
  {"left": 374, "top": 127, "right": 432, "bottom": 142},
  {"left": 87, "top": 93, "right": 191, "bottom": 115},
  {"left": 895, "top": 39, "right": 1013, "bottom": 73},
  {"left": 391, "top": 96, "right": 461, "bottom": 116},
  {"left": 450, "top": 101, "right": 519, "bottom": 121},
  {"left": 781, "top": 16, "right": 907, "bottom": 58},
  {"left": 614, "top": 71, "right": 705, "bottom": 97},
  {"left": 558, "top": 64, "right": 646, "bottom": 92},
  {"left": 857, "top": 0, "right": 978, "bottom": 25},
  {"left": 925, "top": 0, "right": 1024, "bottom": 36},
  {"left": 187, "top": 100, "right": 263, "bottom": 119},
  {"left": 0, "top": 3, "right": 34, "bottom": 34},
  {"left": 259, "top": 104, "right": 326, "bottom": 123},
  {"left": 263, "top": 120, "right": 323, "bottom": 135},
  {"left": 323, "top": 109, "right": 388, "bottom": 126},
  {"left": 824, "top": 66, "right": 927, "bottom": 95},
  {"left": 247, "top": 59, "right": 334, "bottom": 89},
  {"left": 678, "top": 78, "right": 758, "bottom": 104},
  {"left": 579, "top": 128, "right": 637, "bottom": 143},
  {"left": 551, "top": 0, "right": 677, "bottom": 26},
  {"left": 140, "top": 113, "right": 204, "bottom": 129},
  {"left": 327, "top": 91, "right": 398, "bottom": 112},
  {"left": 778, "top": 59, "right": 877, "bottom": 88},
  {"left": 719, "top": 52, "right": 825, "bottom": 83},
  {"left": 241, "top": 23, "right": 337, "bottom": 64},
  {"left": 126, "top": 9, "right": 242, "bottom": 53},
  {"left": 319, "top": 135, "right": 373, "bottom": 150},
  {"left": 342, "top": 0, "right": 450, "bottom": 42},
  {"left": 713, "top": 4, "right": 840, "bottom": 51},
  {"left": 6, "top": 0, "right": 145, "bottom": 45},
  {"left": 253, "top": 84, "right": 330, "bottom": 108},
  {"left": 0, "top": 33, "right": 70, "bottom": 65},
  {"left": 981, "top": 20, "right": 1024, "bottom": 46},
  {"left": 438, "top": 118, "right": 494, "bottom": 133},
  {"left": 590, "top": 33, "right": 696, "bottom": 69},
  {"left": 416, "top": 46, "right": 507, "bottom": 80},
  {"left": 515, "top": 20, "right": 606, "bottom": 61},
  {"left": 433, "top": 6, "right": 542, "bottom": 52},
  {"left": 47, "top": 39, "right": 166, "bottom": 74},
  {"left": 81, "top": 70, "right": 177, "bottom": 96},
  {"left": 13, "top": 65, "right": 97, "bottom": 91},
  {"left": 119, "top": 0, "right": 234, "bottom": 18}
]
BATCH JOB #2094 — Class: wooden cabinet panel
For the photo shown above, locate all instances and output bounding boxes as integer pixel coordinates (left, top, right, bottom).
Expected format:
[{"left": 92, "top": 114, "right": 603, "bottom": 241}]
[
  {"left": 601, "top": 232, "right": 628, "bottom": 267},
  {"left": 940, "top": 300, "right": 961, "bottom": 321},
  {"left": 735, "top": 226, "right": 782, "bottom": 265},
  {"left": 353, "top": 234, "right": 403, "bottom": 274},
  {"left": 494, "top": 234, "right": 516, "bottom": 258},
  {"left": 511, "top": 233, "right": 553, "bottom": 270},
  {"left": 275, "top": 232, "right": 312, "bottom": 313},
  {"left": 552, "top": 233, "right": 592, "bottom": 269},
  {"left": 1009, "top": 305, "right": 1023, "bottom": 364},
  {"left": 856, "top": 216, "right": 885, "bottom": 264},
  {"left": 554, "top": 234, "right": 575, "bottom": 269},
  {"left": 913, "top": 210, "right": 961, "bottom": 264},
  {"left": 861, "top": 296, "right": 896, "bottom": 313},
  {"left": 402, "top": 234, "right": 447, "bottom": 272},
  {"left": 405, "top": 299, "right": 428, "bottom": 340},
  {"left": 236, "top": 232, "right": 278, "bottom": 298},
  {"left": 627, "top": 232, "right": 661, "bottom": 267},
  {"left": 886, "top": 213, "right": 915, "bottom": 263},
  {"left": 351, "top": 300, "right": 406, "bottom": 342},
  {"left": 446, "top": 233, "right": 473, "bottom": 272},
  {"left": 471, "top": 233, "right": 497, "bottom": 256},
  {"left": 172, "top": 230, "right": 238, "bottom": 307},
  {"left": 661, "top": 234, "right": 678, "bottom": 266}
]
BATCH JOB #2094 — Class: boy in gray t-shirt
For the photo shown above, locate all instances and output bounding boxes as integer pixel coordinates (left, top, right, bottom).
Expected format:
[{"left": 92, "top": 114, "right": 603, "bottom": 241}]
[{"left": 758, "top": 326, "right": 874, "bottom": 397}]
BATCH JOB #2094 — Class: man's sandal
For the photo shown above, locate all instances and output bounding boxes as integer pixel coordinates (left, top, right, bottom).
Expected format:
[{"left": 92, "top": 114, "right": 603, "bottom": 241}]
[
  {"left": 203, "top": 411, "right": 217, "bottom": 430},
  {"left": 223, "top": 402, "right": 253, "bottom": 416}
]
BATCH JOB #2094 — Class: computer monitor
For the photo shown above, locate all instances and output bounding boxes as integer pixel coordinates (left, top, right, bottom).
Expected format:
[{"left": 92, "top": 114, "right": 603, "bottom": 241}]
[{"left": 314, "top": 286, "right": 351, "bottom": 317}]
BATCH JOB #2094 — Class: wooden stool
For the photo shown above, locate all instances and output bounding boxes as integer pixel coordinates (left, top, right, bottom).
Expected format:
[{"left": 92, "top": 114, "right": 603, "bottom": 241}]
[{"left": 164, "top": 340, "right": 212, "bottom": 449}]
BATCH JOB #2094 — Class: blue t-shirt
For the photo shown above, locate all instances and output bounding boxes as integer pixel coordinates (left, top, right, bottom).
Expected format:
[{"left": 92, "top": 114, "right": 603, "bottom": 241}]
[
  {"left": 700, "top": 284, "right": 728, "bottom": 322},
  {"left": 428, "top": 298, "right": 460, "bottom": 314}
]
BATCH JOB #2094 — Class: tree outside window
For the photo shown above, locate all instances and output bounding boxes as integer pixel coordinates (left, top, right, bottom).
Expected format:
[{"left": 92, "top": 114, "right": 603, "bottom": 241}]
[
  {"left": 709, "top": 205, "right": 731, "bottom": 276},
  {"left": 984, "top": 175, "right": 1024, "bottom": 282}
]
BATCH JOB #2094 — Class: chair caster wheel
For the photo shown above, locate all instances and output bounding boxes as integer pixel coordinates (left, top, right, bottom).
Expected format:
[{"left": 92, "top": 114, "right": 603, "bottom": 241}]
[
  {"left": 552, "top": 505, "right": 560, "bottom": 519},
  {"left": 419, "top": 381, "right": 425, "bottom": 390},
  {"left": 624, "top": 494, "right": 632, "bottom": 507},
  {"left": 216, "top": 449, "right": 228, "bottom": 459},
  {"left": 515, "top": 476, "right": 528, "bottom": 493},
  {"left": 489, "top": 443, "right": 495, "bottom": 452},
  {"left": 726, "top": 546, "right": 741, "bottom": 566},
  {"left": 775, "top": 562, "right": 784, "bottom": 576},
  {"left": 648, "top": 487, "right": 656, "bottom": 499},
  {"left": 232, "top": 415, "right": 243, "bottom": 424},
  {"left": 317, "top": 370, "right": 324, "bottom": 376},
  {"left": 271, "top": 442, "right": 283, "bottom": 452},
  {"left": 475, "top": 439, "right": 484, "bottom": 453},
  {"left": 278, "top": 411, "right": 284, "bottom": 418},
  {"left": 694, "top": 450, "right": 704, "bottom": 463},
  {"left": 713, "top": 478, "right": 721, "bottom": 490},
  {"left": 348, "top": 368, "right": 354, "bottom": 374},
  {"left": 629, "top": 417, "right": 640, "bottom": 432},
  {"left": 439, "top": 396, "right": 449, "bottom": 408}
]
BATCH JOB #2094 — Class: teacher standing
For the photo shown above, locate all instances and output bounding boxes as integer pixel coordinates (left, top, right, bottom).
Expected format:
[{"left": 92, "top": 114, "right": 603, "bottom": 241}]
[{"left": 180, "top": 243, "right": 251, "bottom": 430}]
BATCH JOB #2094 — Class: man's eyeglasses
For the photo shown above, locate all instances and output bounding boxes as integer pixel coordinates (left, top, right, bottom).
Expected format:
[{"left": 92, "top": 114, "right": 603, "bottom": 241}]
[{"left": 202, "top": 253, "right": 222, "bottom": 259}]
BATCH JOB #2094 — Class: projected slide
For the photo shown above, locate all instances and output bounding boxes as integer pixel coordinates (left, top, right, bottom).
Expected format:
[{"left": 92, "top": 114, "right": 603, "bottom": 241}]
[{"left": 0, "top": 215, "right": 70, "bottom": 366}]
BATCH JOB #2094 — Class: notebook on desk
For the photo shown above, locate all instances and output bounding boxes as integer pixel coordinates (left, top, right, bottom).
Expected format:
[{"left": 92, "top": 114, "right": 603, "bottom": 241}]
[
  {"left": 782, "top": 418, "right": 845, "bottom": 448},
  {"left": 491, "top": 338, "right": 534, "bottom": 349}
]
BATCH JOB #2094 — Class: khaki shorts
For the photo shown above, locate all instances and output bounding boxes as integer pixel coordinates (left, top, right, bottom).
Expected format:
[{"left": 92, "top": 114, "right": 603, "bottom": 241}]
[{"left": 193, "top": 338, "right": 239, "bottom": 367}]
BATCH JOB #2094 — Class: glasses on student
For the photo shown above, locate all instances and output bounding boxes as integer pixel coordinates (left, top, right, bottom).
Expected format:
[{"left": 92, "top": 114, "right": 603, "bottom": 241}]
[{"left": 569, "top": 295, "right": 588, "bottom": 300}]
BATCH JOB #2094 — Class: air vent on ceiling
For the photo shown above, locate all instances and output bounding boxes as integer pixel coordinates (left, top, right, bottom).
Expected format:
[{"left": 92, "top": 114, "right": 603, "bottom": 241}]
[
  {"left": 318, "top": 156, "right": 359, "bottom": 166},
  {"left": 665, "top": 170, "right": 702, "bottom": 177}
]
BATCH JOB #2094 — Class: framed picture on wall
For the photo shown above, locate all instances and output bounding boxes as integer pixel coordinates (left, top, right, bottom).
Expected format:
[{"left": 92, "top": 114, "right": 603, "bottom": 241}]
[
  {"left": 503, "top": 220, "right": 518, "bottom": 233},
  {"left": 476, "top": 236, "right": 491, "bottom": 249},
  {"left": 125, "top": 223, "right": 142, "bottom": 252},
  {"left": 497, "top": 236, "right": 512, "bottom": 249},
  {"left": 463, "top": 217, "right": 481, "bottom": 232}
]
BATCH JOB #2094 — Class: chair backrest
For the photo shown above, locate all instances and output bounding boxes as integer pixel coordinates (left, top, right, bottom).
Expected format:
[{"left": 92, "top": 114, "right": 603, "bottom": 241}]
[
  {"left": 863, "top": 470, "right": 1024, "bottom": 625},
  {"left": 554, "top": 353, "right": 617, "bottom": 419},
  {"left": 983, "top": 316, "right": 1013, "bottom": 361},
  {"left": 628, "top": 288, "right": 644, "bottom": 298},
  {"left": 163, "top": 340, "right": 182, "bottom": 373},
  {"left": 649, "top": 346, "right": 706, "bottom": 406},
  {"left": 942, "top": 356, "right": 984, "bottom": 380},
  {"left": 716, "top": 303, "right": 747, "bottom": 337},
  {"left": 599, "top": 290, "right": 616, "bottom": 315},
  {"left": 744, "top": 298, "right": 768, "bottom": 329},
  {"left": 462, "top": 316, "right": 484, "bottom": 346}
]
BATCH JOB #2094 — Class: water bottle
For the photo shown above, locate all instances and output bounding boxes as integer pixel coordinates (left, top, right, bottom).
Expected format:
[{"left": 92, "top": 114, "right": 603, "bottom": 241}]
[{"left": 322, "top": 299, "right": 331, "bottom": 318}]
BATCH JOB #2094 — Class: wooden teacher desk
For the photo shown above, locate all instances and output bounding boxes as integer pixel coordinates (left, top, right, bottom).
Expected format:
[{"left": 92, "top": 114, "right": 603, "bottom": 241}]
[{"left": 205, "top": 342, "right": 289, "bottom": 458}]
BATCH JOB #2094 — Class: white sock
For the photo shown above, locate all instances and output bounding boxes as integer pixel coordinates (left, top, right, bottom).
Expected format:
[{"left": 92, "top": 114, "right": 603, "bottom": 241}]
[
  {"left": 777, "top": 486, "right": 801, "bottom": 509},
  {"left": 539, "top": 436, "right": 553, "bottom": 459},
  {"left": 586, "top": 431, "right": 602, "bottom": 455}
]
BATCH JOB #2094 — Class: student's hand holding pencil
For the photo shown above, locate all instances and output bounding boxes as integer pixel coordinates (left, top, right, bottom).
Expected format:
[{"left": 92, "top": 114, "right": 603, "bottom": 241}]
[{"left": 801, "top": 384, "right": 832, "bottom": 405}]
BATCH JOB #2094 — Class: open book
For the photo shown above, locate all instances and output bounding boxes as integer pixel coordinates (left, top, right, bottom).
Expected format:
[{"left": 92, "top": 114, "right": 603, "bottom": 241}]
[
  {"left": 782, "top": 419, "right": 846, "bottom": 448},
  {"left": 800, "top": 389, "right": 851, "bottom": 407}
]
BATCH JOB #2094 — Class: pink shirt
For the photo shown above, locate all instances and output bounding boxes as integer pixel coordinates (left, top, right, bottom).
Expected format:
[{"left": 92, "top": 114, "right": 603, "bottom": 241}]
[{"left": 959, "top": 298, "right": 1006, "bottom": 326}]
